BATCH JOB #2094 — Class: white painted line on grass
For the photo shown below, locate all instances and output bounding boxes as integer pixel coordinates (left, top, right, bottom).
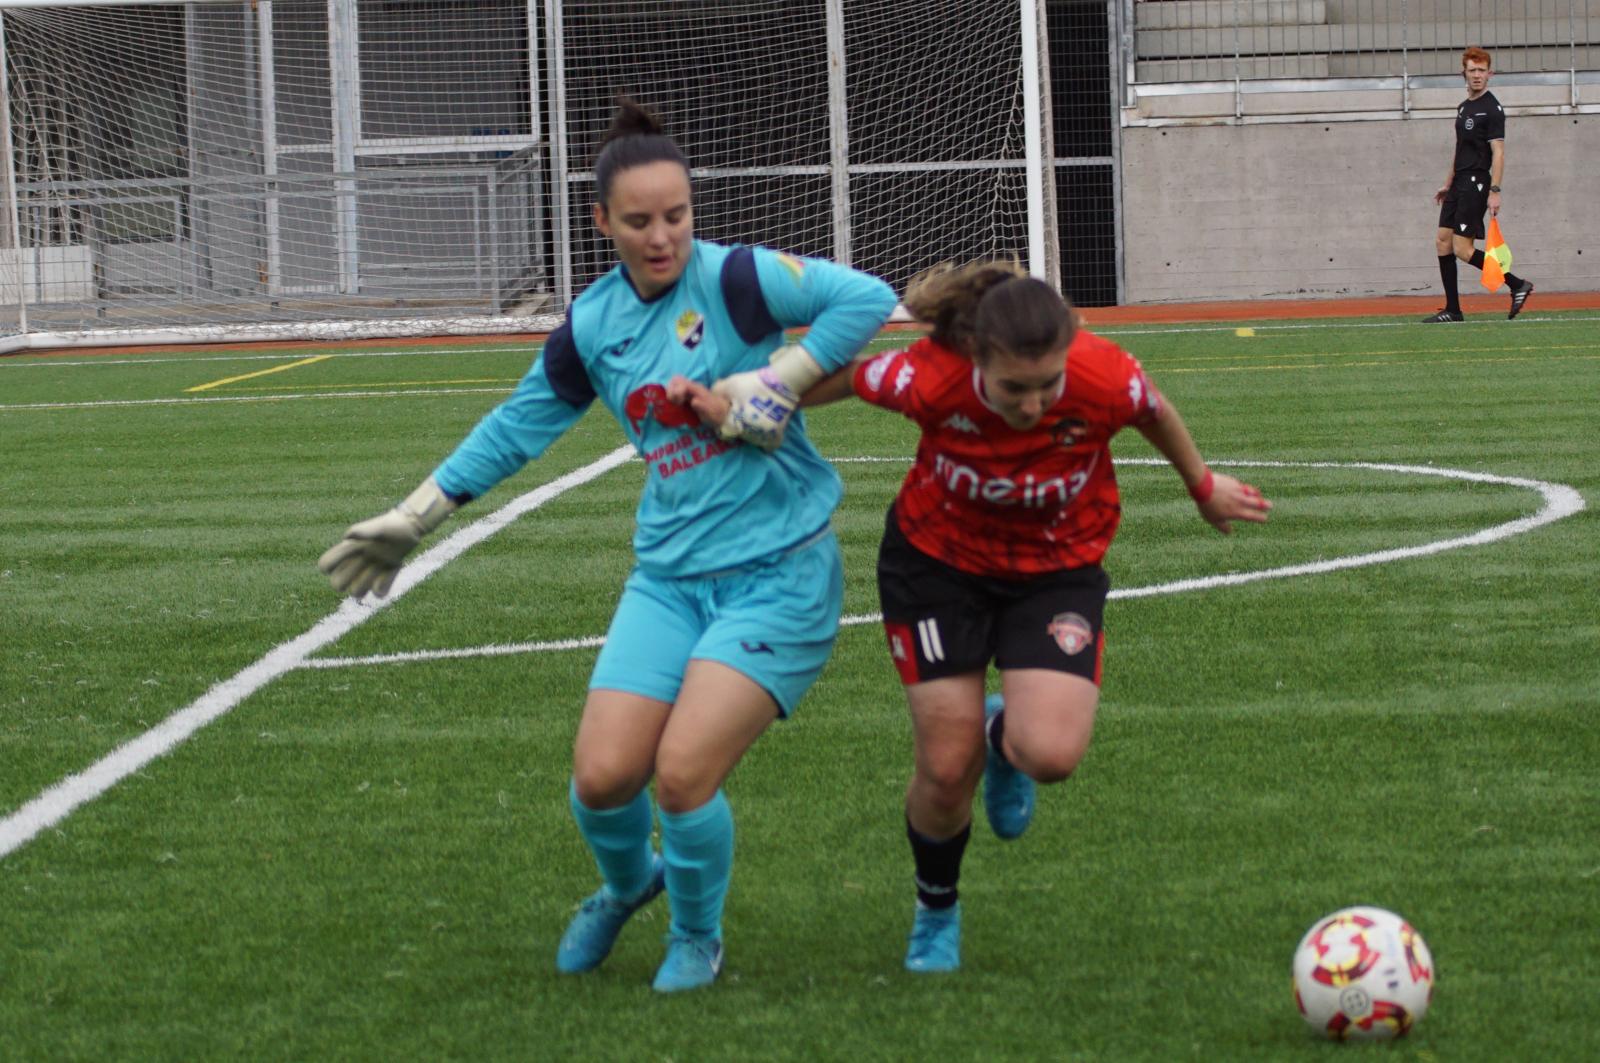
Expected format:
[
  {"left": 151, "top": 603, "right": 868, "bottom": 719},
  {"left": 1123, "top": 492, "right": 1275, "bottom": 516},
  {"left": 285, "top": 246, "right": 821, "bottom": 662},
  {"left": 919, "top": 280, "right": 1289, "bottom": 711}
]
[
  {"left": 303, "top": 459, "right": 1584, "bottom": 670},
  {"left": 1108, "top": 459, "right": 1585, "bottom": 599},
  {"left": 0, "top": 344, "right": 540, "bottom": 371},
  {"left": 0, "top": 387, "right": 516, "bottom": 412},
  {"left": 0, "top": 445, "right": 637, "bottom": 860},
  {"left": 1096, "top": 315, "right": 1600, "bottom": 338}
]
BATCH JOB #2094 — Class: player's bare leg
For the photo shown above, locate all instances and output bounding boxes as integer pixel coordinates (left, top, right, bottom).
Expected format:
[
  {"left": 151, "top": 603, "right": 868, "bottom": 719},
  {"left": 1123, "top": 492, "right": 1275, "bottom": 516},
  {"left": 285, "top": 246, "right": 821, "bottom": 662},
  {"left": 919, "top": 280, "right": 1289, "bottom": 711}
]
[{"left": 902, "top": 673, "right": 987, "bottom": 972}]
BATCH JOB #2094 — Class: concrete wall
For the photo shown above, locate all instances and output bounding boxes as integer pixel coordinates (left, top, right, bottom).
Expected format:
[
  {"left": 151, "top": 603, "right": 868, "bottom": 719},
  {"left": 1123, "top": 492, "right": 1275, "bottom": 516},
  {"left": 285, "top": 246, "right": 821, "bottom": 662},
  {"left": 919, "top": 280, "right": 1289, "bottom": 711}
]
[{"left": 1120, "top": 111, "right": 1600, "bottom": 303}]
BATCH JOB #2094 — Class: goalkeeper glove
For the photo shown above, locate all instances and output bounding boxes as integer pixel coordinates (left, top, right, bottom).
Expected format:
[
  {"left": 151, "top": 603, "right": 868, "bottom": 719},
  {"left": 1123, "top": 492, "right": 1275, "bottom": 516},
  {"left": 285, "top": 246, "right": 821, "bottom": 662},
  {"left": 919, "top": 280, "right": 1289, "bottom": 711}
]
[
  {"left": 317, "top": 476, "right": 457, "bottom": 599},
  {"left": 712, "top": 343, "right": 826, "bottom": 451}
]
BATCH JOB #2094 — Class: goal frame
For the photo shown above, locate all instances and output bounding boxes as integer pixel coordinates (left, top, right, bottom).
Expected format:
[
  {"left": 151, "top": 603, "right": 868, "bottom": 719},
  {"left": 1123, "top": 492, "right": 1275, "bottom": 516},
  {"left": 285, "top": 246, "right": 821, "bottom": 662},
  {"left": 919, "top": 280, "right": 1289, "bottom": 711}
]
[{"left": 0, "top": 0, "right": 1058, "bottom": 354}]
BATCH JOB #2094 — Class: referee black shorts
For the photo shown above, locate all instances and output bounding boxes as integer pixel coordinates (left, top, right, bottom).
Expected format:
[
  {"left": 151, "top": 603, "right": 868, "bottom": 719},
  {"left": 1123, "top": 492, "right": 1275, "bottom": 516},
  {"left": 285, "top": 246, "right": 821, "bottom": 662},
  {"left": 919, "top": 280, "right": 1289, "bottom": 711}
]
[
  {"left": 1438, "top": 170, "right": 1491, "bottom": 241},
  {"left": 876, "top": 507, "right": 1109, "bottom": 686}
]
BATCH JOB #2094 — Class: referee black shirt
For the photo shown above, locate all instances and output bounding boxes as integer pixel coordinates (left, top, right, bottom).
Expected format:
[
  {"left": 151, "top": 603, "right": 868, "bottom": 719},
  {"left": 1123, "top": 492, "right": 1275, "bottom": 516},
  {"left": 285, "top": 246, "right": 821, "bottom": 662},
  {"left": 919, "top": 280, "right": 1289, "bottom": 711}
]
[{"left": 1453, "top": 90, "right": 1504, "bottom": 173}]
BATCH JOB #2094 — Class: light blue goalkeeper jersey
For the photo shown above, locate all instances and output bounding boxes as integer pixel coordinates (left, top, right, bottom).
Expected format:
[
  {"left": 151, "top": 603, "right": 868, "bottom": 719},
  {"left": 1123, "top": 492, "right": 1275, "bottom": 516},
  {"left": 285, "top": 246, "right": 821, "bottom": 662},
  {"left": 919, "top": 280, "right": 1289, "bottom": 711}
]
[{"left": 433, "top": 240, "right": 895, "bottom": 577}]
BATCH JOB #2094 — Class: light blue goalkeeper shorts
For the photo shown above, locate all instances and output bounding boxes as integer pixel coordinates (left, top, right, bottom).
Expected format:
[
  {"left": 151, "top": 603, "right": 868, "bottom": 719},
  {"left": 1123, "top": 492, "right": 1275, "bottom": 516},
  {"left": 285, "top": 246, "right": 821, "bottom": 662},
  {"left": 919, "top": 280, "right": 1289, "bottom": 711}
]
[{"left": 589, "top": 526, "right": 844, "bottom": 718}]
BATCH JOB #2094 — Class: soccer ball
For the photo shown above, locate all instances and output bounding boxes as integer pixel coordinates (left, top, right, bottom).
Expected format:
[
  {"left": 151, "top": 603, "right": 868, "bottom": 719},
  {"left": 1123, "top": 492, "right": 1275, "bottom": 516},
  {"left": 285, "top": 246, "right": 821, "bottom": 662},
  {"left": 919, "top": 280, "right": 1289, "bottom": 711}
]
[{"left": 1292, "top": 906, "right": 1434, "bottom": 1040}]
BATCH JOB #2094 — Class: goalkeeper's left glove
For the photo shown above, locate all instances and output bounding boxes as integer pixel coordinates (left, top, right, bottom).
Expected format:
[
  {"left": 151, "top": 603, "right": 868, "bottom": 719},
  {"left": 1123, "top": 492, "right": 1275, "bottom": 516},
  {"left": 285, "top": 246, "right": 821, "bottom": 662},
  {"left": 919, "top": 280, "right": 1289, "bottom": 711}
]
[
  {"left": 317, "top": 476, "right": 457, "bottom": 599},
  {"left": 712, "top": 343, "right": 826, "bottom": 451}
]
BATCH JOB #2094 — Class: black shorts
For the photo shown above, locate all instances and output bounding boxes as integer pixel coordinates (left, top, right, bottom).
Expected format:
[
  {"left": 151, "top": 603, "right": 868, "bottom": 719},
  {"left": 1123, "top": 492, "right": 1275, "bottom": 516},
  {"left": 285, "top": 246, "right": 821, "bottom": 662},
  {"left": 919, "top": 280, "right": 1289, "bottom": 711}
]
[
  {"left": 876, "top": 508, "right": 1108, "bottom": 686},
  {"left": 1438, "top": 170, "right": 1490, "bottom": 241}
]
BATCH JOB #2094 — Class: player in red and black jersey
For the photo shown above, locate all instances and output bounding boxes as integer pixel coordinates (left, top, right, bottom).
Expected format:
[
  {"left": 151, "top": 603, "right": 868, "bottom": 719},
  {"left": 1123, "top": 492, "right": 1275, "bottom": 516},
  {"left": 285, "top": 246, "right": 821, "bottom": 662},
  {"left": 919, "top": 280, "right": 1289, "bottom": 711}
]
[{"left": 680, "top": 261, "right": 1270, "bottom": 973}]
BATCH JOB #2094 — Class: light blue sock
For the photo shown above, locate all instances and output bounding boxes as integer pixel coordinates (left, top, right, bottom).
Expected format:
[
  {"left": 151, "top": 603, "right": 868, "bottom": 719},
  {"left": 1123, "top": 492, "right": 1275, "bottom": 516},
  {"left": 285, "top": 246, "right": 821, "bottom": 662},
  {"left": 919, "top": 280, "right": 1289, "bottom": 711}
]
[
  {"left": 657, "top": 790, "right": 734, "bottom": 940},
  {"left": 569, "top": 781, "right": 656, "bottom": 902}
]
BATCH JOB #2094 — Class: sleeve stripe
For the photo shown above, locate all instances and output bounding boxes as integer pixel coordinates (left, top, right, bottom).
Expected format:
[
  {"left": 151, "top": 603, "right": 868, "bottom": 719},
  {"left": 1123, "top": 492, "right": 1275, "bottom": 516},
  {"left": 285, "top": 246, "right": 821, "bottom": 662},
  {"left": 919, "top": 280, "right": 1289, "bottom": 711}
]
[
  {"left": 720, "top": 246, "right": 782, "bottom": 344},
  {"left": 540, "top": 322, "right": 595, "bottom": 408}
]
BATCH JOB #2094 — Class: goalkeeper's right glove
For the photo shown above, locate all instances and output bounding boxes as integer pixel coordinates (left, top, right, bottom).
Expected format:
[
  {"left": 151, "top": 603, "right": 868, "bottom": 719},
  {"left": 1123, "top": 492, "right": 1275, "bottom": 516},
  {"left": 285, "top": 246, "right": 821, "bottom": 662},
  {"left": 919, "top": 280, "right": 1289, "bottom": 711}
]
[
  {"left": 317, "top": 476, "right": 458, "bottom": 599},
  {"left": 712, "top": 343, "right": 826, "bottom": 451}
]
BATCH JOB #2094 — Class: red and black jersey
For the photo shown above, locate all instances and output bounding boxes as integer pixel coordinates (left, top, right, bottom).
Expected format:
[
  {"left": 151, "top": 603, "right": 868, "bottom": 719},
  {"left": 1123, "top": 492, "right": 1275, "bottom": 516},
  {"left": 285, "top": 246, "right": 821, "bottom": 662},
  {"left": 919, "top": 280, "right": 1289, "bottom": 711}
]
[{"left": 852, "top": 329, "right": 1161, "bottom": 577}]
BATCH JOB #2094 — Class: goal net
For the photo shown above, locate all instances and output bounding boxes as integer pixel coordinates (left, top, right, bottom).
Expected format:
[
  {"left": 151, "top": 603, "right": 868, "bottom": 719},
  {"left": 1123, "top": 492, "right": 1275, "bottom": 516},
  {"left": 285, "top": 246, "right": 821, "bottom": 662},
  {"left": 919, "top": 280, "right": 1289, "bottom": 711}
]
[{"left": 0, "top": 0, "right": 1057, "bottom": 352}]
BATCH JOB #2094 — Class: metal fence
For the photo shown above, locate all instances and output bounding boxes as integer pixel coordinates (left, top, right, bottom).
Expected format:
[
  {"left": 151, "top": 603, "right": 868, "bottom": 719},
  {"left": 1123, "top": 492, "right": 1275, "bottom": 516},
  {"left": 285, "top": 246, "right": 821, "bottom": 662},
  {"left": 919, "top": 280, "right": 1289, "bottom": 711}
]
[{"left": 1132, "top": 0, "right": 1600, "bottom": 83}]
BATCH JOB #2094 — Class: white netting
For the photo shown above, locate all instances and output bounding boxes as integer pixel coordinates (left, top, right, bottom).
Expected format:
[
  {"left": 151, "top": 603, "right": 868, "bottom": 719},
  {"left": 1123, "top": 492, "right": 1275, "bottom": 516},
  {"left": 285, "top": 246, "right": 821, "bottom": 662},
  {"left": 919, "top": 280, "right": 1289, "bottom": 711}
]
[{"left": 0, "top": 0, "right": 1071, "bottom": 350}]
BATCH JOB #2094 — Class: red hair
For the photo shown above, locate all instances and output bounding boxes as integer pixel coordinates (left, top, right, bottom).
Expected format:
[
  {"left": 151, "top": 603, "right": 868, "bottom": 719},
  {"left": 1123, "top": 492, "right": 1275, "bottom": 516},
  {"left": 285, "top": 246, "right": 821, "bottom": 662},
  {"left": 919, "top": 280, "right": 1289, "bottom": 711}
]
[{"left": 1462, "top": 46, "right": 1492, "bottom": 70}]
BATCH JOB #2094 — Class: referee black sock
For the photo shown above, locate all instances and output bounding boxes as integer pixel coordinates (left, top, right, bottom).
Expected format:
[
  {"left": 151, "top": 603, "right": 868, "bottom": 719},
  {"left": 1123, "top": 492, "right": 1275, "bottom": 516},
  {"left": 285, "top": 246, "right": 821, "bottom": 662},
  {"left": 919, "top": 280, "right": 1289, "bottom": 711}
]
[
  {"left": 1468, "top": 249, "right": 1525, "bottom": 289},
  {"left": 907, "top": 818, "right": 970, "bottom": 911},
  {"left": 1438, "top": 255, "right": 1460, "bottom": 312},
  {"left": 1469, "top": 249, "right": 1485, "bottom": 270}
]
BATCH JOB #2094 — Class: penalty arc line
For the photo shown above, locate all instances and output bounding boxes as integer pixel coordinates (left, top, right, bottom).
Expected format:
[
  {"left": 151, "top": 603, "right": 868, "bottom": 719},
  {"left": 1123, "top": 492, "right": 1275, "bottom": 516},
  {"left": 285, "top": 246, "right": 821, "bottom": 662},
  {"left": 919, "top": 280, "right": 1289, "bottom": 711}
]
[
  {"left": 303, "top": 459, "right": 1584, "bottom": 670},
  {"left": 1, "top": 457, "right": 1584, "bottom": 858},
  {"left": 0, "top": 445, "right": 638, "bottom": 861}
]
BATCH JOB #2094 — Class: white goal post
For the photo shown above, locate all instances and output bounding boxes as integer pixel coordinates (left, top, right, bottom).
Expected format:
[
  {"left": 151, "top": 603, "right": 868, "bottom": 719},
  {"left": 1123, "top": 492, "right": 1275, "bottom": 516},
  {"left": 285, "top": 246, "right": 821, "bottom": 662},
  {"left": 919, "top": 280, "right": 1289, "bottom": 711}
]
[{"left": 0, "top": 0, "right": 1058, "bottom": 354}]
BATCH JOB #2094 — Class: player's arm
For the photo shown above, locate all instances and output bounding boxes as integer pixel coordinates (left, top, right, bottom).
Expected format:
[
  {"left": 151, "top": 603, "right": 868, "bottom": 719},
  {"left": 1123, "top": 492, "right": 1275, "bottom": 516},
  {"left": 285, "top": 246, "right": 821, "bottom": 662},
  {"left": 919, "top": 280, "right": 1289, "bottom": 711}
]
[
  {"left": 318, "top": 325, "right": 592, "bottom": 598},
  {"left": 1488, "top": 139, "right": 1505, "bottom": 216},
  {"left": 711, "top": 251, "right": 895, "bottom": 449},
  {"left": 801, "top": 359, "right": 866, "bottom": 407},
  {"left": 1135, "top": 394, "right": 1271, "bottom": 535},
  {"left": 670, "top": 356, "right": 861, "bottom": 429}
]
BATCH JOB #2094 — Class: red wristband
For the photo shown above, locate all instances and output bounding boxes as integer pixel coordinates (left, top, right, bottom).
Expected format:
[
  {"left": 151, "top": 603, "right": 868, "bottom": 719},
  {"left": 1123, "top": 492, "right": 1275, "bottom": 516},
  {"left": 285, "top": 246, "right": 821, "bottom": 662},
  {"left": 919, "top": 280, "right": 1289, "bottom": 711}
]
[{"left": 1187, "top": 468, "right": 1214, "bottom": 504}]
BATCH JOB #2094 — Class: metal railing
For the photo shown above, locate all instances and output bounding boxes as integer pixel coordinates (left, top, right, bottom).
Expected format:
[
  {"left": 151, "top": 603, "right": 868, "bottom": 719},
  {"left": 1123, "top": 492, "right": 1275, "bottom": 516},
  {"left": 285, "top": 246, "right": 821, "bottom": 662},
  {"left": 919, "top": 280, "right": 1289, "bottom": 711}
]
[{"left": 1131, "top": 1, "right": 1600, "bottom": 83}]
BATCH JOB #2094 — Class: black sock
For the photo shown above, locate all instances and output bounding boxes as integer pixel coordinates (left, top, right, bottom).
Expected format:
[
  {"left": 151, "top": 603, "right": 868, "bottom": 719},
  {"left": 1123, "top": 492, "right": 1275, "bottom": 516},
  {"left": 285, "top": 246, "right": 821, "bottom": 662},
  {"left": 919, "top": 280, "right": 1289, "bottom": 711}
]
[
  {"left": 1469, "top": 249, "right": 1485, "bottom": 269},
  {"left": 907, "top": 818, "right": 969, "bottom": 910},
  {"left": 1504, "top": 271, "right": 1526, "bottom": 289},
  {"left": 985, "top": 707, "right": 1009, "bottom": 764},
  {"left": 1439, "top": 255, "right": 1460, "bottom": 312}
]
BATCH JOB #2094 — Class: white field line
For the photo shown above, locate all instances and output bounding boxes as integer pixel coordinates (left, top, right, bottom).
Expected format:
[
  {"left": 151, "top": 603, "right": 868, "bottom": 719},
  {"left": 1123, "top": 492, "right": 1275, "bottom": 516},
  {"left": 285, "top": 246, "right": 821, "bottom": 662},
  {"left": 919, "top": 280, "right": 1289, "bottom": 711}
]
[
  {"left": 0, "top": 344, "right": 540, "bottom": 371},
  {"left": 1095, "top": 314, "right": 1600, "bottom": 338},
  {"left": 304, "top": 459, "right": 1584, "bottom": 670},
  {"left": 0, "top": 445, "right": 637, "bottom": 860},
  {"left": 0, "top": 387, "right": 517, "bottom": 412}
]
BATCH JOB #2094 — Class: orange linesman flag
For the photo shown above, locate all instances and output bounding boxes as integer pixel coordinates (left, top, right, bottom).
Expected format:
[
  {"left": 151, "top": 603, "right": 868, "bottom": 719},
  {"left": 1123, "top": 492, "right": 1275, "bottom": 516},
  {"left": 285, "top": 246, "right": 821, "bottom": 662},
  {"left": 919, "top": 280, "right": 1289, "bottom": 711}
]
[{"left": 1481, "top": 217, "right": 1512, "bottom": 291}]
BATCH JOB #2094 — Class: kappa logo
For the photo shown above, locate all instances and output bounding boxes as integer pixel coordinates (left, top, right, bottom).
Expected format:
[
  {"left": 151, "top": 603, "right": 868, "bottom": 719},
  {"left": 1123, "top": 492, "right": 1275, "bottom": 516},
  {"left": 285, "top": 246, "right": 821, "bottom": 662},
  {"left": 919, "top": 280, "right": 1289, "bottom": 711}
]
[
  {"left": 740, "top": 641, "right": 775, "bottom": 656},
  {"left": 1046, "top": 612, "right": 1093, "bottom": 656},
  {"left": 675, "top": 309, "right": 705, "bottom": 350},
  {"left": 940, "top": 412, "right": 981, "bottom": 434}
]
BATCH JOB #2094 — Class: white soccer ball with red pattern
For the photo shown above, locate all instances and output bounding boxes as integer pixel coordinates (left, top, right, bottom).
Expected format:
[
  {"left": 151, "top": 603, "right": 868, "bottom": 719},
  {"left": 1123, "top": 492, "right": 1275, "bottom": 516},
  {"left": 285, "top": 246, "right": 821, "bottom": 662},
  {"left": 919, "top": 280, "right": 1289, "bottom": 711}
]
[{"left": 1292, "top": 906, "right": 1434, "bottom": 1040}]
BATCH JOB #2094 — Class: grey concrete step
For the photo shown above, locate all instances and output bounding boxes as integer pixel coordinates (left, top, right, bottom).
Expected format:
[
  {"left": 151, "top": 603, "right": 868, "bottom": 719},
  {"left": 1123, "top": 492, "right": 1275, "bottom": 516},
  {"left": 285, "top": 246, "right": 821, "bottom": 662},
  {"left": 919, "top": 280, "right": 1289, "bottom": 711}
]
[
  {"left": 1139, "top": 20, "right": 1597, "bottom": 60},
  {"left": 1137, "top": 55, "right": 1331, "bottom": 81},
  {"left": 1134, "top": 1, "right": 1327, "bottom": 31}
]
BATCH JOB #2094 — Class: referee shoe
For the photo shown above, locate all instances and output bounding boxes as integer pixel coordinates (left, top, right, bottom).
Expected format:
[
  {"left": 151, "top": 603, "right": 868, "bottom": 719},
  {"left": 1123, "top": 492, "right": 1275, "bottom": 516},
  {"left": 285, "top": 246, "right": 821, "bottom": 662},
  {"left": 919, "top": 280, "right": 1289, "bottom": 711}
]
[
  {"left": 1420, "top": 308, "right": 1463, "bottom": 323},
  {"left": 1508, "top": 280, "right": 1534, "bottom": 319}
]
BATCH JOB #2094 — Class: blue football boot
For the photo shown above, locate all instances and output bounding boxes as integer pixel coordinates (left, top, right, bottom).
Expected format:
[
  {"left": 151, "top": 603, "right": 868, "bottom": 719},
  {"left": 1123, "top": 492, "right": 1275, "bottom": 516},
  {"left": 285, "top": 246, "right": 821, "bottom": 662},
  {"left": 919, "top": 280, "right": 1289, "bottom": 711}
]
[
  {"left": 652, "top": 932, "right": 724, "bottom": 993},
  {"left": 555, "top": 853, "right": 665, "bottom": 974},
  {"left": 905, "top": 902, "right": 961, "bottom": 973},
  {"left": 983, "top": 694, "right": 1035, "bottom": 840}
]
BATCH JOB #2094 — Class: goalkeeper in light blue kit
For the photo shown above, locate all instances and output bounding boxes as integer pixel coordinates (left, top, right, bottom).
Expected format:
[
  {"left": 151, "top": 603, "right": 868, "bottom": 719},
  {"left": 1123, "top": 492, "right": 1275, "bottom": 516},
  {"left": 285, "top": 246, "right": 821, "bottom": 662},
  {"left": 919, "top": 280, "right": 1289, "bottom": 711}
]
[{"left": 318, "top": 97, "right": 894, "bottom": 993}]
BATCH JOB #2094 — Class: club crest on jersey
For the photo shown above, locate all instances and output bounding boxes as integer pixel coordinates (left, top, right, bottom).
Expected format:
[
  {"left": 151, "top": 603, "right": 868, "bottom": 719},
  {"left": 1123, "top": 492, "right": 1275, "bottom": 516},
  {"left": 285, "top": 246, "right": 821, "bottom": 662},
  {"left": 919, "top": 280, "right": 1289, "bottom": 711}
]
[
  {"left": 1046, "top": 612, "right": 1093, "bottom": 656},
  {"left": 1464, "top": 117, "right": 1474, "bottom": 129},
  {"left": 675, "top": 309, "right": 705, "bottom": 350},
  {"left": 1052, "top": 417, "right": 1089, "bottom": 446}
]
